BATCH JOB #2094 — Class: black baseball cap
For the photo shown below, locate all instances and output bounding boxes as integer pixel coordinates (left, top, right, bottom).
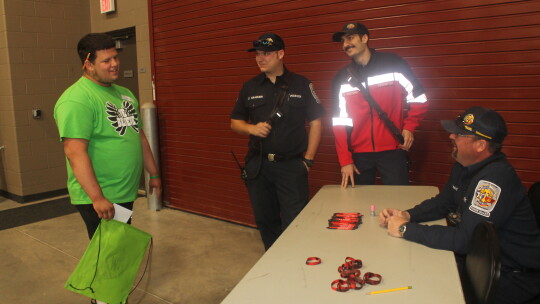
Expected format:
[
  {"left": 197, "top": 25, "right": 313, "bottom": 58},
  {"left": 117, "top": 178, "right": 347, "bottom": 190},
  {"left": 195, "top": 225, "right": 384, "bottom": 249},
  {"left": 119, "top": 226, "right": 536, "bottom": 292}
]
[
  {"left": 441, "top": 106, "right": 507, "bottom": 143},
  {"left": 247, "top": 33, "right": 285, "bottom": 52},
  {"left": 332, "top": 22, "right": 370, "bottom": 42}
]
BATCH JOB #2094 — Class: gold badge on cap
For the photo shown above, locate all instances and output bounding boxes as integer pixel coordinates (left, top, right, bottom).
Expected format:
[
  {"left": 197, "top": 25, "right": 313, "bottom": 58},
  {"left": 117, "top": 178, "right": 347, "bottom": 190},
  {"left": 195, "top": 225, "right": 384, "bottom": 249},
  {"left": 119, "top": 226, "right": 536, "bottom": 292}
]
[
  {"left": 463, "top": 114, "right": 474, "bottom": 125},
  {"left": 347, "top": 23, "right": 355, "bottom": 29}
]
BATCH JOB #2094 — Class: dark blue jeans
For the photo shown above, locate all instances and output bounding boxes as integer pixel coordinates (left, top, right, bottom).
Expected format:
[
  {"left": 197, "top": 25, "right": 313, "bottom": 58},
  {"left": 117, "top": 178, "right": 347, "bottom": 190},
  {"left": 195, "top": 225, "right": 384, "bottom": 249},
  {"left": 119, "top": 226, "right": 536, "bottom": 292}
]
[
  {"left": 245, "top": 158, "right": 308, "bottom": 250},
  {"left": 352, "top": 149, "right": 409, "bottom": 185}
]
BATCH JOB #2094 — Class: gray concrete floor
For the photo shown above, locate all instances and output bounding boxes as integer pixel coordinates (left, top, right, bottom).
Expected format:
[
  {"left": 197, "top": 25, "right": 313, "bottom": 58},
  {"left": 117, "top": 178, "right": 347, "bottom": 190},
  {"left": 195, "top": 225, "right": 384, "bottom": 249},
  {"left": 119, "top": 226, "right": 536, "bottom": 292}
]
[{"left": 0, "top": 196, "right": 265, "bottom": 304}]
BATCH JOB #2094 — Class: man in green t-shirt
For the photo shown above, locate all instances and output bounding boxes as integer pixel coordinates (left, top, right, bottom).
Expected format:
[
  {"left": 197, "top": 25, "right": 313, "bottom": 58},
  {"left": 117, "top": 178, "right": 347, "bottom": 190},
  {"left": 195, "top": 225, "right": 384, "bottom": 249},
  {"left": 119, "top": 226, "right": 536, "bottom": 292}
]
[{"left": 54, "top": 33, "right": 161, "bottom": 241}]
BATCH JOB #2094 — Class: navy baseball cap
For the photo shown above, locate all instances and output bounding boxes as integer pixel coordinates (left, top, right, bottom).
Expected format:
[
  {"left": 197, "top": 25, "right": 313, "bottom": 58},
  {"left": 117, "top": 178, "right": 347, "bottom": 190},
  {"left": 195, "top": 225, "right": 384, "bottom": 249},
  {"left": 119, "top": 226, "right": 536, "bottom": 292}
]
[
  {"left": 332, "top": 22, "right": 370, "bottom": 42},
  {"left": 247, "top": 33, "right": 285, "bottom": 52},
  {"left": 441, "top": 106, "right": 507, "bottom": 143}
]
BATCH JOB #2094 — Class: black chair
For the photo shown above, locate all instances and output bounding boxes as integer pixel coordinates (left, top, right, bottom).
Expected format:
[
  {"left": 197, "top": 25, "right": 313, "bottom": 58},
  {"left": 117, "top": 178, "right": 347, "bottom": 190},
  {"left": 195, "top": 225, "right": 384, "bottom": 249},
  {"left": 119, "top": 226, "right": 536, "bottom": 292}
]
[
  {"left": 526, "top": 182, "right": 540, "bottom": 304},
  {"left": 528, "top": 181, "right": 540, "bottom": 229},
  {"left": 462, "top": 221, "right": 501, "bottom": 304}
]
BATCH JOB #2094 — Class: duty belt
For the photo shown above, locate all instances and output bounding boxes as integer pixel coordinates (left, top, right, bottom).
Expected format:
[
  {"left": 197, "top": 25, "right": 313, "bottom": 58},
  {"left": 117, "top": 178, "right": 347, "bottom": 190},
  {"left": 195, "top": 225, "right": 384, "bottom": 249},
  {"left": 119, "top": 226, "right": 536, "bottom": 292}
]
[{"left": 265, "top": 153, "right": 302, "bottom": 162}]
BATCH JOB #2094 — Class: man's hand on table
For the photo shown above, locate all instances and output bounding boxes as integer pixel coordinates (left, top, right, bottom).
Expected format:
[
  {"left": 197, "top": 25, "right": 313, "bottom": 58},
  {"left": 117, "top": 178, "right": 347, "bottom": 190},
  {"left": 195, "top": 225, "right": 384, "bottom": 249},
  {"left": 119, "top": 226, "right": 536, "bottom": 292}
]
[
  {"left": 379, "top": 208, "right": 411, "bottom": 238},
  {"left": 379, "top": 208, "right": 410, "bottom": 225},
  {"left": 387, "top": 215, "right": 409, "bottom": 238}
]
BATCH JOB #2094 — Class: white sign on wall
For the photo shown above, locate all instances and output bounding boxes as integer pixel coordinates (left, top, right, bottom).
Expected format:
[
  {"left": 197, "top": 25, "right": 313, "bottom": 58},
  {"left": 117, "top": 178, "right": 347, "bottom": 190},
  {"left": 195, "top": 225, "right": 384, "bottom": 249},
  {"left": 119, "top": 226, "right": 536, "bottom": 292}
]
[{"left": 100, "top": 0, "right": 116, "bottom": 14}]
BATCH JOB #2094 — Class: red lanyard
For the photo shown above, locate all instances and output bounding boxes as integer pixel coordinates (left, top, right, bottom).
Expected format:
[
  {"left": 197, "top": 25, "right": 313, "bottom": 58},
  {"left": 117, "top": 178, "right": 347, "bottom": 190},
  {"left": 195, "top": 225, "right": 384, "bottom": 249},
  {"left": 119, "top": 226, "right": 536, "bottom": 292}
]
[{"left": 327, "top": 213, "right": 363, "bottom": 230}]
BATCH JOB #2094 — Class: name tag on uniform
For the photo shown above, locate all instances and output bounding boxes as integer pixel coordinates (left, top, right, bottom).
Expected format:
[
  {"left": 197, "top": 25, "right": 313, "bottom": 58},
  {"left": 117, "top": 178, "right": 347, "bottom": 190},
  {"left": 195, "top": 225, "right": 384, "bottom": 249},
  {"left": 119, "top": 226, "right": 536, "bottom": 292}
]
[{"left": 248, "top": 95, "right": 263, "bottom": 100}]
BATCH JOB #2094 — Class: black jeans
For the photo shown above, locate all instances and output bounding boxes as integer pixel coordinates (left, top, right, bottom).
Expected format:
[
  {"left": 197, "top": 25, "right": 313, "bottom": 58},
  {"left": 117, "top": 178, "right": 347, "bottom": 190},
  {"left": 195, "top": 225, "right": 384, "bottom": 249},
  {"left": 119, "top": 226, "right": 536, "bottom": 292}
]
[
  {"left": 245, "top": 158, "right": 308, "bottom": 250},
  {"left": 75, "top": 202, "right": 134, "bottom": 239},
  {"left": 352, "top": 149, "right": 409, "bottom": 185}
]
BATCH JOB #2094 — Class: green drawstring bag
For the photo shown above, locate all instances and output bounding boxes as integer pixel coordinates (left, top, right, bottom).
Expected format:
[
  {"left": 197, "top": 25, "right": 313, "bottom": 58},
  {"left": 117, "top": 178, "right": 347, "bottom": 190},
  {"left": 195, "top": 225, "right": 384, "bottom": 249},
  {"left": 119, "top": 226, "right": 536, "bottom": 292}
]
[{"left": 65, "top": 219, "right": 152, "bottom": 304}]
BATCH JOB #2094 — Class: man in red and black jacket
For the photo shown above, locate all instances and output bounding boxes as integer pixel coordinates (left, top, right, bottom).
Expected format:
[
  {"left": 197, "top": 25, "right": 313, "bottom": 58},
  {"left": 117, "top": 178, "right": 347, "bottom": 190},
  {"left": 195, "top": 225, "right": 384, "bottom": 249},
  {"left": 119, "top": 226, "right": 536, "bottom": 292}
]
[{"left": 331, "top": 22, "right": 428, "bottom": 188}]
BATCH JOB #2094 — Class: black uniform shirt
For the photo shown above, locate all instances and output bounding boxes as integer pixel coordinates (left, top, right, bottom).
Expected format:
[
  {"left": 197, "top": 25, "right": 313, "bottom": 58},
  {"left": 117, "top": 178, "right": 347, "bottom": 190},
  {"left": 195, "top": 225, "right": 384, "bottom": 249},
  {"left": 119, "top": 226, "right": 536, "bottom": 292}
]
[
  {"left": 230, "top": 67, "right": 325, "bottom": 156},
  {"left": 405, "top": 152, "right": 540, "bottom": 270}
]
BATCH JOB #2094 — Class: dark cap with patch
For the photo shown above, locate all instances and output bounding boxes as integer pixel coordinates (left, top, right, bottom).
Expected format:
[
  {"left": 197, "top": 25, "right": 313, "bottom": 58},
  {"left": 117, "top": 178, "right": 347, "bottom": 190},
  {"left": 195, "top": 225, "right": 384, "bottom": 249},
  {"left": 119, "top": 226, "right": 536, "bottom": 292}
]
[
  {"left": 247, "top": 33, "right": 285, "bottom": 52},
  {"left": 332, "top": 22, "right": 370, "bottom": 42},
  {"left": 441, "top": 106, "right": 507, "bottom": 143}
]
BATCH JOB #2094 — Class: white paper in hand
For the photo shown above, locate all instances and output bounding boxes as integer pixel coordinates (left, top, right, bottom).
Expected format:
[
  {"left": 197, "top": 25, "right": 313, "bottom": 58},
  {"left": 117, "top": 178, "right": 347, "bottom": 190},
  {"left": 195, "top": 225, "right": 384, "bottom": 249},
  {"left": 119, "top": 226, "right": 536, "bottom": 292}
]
[{"left": 113, "top": 204, "right": 133, "bottom": 223}]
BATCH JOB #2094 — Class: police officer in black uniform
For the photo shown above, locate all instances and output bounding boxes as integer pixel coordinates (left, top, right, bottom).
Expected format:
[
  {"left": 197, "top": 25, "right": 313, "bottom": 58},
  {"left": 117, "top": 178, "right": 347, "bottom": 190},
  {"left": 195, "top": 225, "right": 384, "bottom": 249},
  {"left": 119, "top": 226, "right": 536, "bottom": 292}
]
[
  {"left": 230, "top": 33, "right": 325, "bottom": 250},
  {"left": 380, "top": 106, "right": 540, "bottom": 303}
]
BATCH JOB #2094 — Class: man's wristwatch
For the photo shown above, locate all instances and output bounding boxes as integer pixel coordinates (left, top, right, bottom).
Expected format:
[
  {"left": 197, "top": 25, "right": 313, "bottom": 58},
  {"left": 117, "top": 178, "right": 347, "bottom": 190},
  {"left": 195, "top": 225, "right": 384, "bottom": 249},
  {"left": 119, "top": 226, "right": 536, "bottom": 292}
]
[
  {"left": 398, "top": 223, "right": 407, "bottom": 238},
  {"left": 302, "top": 158, "right": 314, "bottom": 168}
]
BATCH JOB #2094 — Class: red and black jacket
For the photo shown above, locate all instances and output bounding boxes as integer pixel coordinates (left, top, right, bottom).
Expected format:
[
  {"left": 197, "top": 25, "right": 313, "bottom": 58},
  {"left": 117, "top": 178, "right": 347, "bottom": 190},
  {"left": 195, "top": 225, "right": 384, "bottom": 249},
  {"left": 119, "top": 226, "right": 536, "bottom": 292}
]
[{"left": 332, "top": 49, "right": 428, "bottom": 166}]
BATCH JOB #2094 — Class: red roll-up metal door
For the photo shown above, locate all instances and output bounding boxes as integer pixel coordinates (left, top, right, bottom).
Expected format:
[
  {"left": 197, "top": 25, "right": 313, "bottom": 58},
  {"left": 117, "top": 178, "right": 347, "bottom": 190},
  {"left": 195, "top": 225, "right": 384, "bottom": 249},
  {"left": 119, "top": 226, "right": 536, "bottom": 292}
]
[{"left": 149, "top": 0, "right": 540, "bottom": 226}]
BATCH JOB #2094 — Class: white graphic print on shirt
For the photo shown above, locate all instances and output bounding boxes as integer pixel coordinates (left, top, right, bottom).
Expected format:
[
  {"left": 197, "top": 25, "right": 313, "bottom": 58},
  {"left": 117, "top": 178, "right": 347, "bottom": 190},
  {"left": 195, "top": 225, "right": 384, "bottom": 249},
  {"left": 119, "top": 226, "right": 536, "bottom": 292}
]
[{"left": 105, "top": 100, "right": 139, "bottom": 135}]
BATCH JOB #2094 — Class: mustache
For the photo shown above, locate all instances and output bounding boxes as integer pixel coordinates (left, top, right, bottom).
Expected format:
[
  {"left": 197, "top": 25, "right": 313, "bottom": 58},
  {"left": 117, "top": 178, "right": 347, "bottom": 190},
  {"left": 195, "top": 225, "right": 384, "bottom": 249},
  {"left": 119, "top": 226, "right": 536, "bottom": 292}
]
[{"left": 344, "top": 45, "right": 354, "bottom": 52}]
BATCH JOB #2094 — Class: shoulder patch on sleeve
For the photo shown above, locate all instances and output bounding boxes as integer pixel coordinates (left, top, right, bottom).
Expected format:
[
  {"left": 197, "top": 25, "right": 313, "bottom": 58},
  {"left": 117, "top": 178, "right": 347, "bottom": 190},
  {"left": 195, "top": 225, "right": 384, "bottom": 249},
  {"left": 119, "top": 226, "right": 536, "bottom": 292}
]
[
  {"left": 468, "top": 180, "right": 501, "bottom": 218},
  {"left": 309, "top": 83, "right": 321, "bottom": 104}
]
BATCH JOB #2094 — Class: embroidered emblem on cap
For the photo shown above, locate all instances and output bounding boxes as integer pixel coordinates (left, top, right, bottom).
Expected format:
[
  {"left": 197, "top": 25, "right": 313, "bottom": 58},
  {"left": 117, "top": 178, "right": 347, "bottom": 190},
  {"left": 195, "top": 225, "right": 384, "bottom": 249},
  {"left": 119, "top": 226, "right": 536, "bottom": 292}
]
[
  {"left": 347, "top": 23, "right": 355, "bottom": 29},
  {"left": 463, "top": 114, "right": 474, "bottom": 125},
  {"left": 469, "top": 180, "right": 501, "bottom": 217}
]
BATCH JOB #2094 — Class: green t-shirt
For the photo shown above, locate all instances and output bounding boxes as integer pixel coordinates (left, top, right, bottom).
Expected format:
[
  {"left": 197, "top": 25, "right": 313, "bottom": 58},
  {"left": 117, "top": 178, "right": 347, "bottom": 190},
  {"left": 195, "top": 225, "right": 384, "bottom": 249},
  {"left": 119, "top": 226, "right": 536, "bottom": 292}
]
[{"left": 54, "top": 77, "right": 143, "bottom": 205}]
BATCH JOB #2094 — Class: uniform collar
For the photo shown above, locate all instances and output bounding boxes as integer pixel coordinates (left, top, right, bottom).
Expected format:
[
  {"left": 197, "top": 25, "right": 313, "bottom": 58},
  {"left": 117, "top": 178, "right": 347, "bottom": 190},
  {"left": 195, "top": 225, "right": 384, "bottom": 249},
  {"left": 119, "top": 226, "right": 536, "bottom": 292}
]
[
  {"left": 256, "top": 66, "right": 290, "bottom": 85},
  {"left": 462, "top": 152, "right": 505, "bottom": 175}
]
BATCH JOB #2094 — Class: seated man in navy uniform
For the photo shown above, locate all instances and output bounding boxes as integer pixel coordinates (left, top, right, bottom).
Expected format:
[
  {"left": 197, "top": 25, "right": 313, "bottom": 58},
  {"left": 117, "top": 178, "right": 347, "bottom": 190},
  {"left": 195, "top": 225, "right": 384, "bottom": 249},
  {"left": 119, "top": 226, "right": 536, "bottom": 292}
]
[{"left": 380, "top": 106, "right": 540, "bottom": 303}]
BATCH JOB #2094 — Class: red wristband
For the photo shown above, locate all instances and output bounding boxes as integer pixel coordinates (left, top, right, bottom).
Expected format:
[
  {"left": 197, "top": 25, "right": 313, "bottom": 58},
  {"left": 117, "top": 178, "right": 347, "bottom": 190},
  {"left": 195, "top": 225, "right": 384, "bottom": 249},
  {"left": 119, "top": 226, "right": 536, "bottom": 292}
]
[
  {"left": 305, "top": 257, "right": 321, "bottom": 265},
  {"left": 363, "top": 272, "right": 382, "bottom": 285},
  {"left": 347, "top": 276, "right": 365, "bottom": 290},
  {"left": 331, "top": 279, "right": 349, "bottom": 292}
]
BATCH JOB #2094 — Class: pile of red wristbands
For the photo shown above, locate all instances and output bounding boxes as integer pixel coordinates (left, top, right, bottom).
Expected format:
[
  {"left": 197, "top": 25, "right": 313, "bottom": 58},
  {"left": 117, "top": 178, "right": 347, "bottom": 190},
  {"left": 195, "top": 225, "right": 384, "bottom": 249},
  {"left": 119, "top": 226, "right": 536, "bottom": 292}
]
[
  {"left": 331, "top": 257, "right": 382, "bottom": 292},
  {"left": 327, "top": 213, "right": 363, "bottom": 230}
]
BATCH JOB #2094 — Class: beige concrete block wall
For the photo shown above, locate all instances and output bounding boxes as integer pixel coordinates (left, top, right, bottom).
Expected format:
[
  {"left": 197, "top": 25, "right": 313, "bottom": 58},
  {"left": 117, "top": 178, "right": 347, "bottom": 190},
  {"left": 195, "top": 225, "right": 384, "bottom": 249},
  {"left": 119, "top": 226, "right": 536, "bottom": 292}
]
[
  {"left": 89, "top": 0, "right": 153, "bottom": 105},
  {"left": 1, "top": 0, "right": 21, "bottom": 196},
  {"left": 0, "top": 0, "right": 90, "bottom": 199}
]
